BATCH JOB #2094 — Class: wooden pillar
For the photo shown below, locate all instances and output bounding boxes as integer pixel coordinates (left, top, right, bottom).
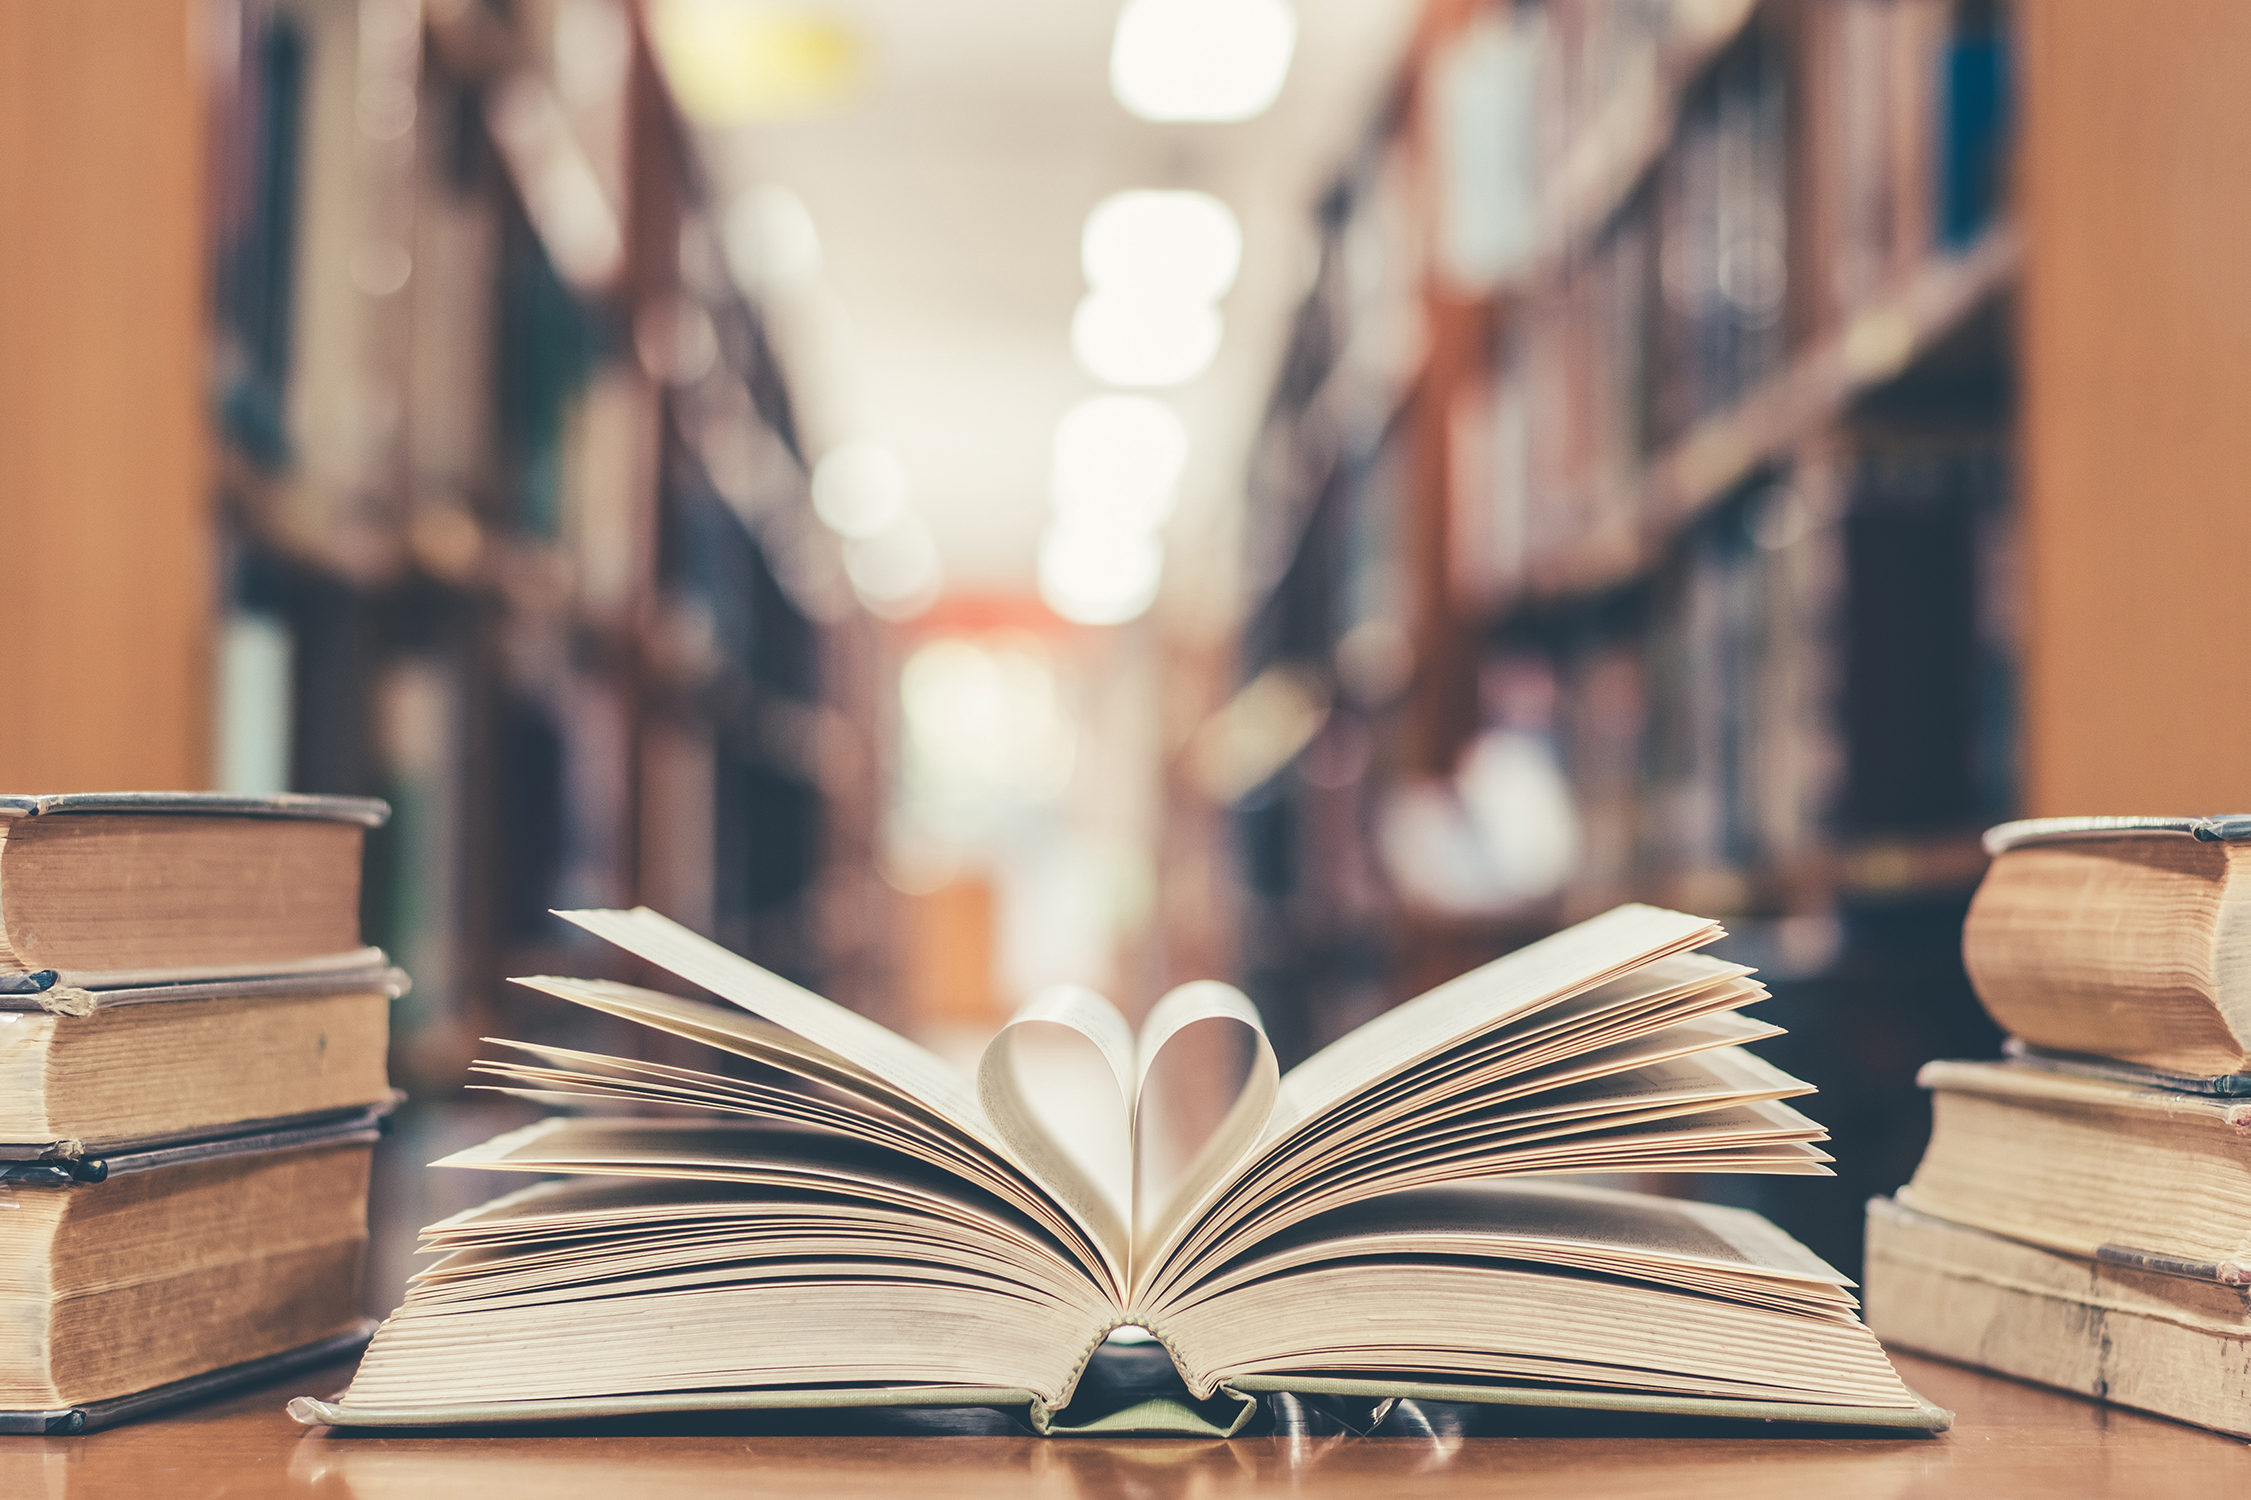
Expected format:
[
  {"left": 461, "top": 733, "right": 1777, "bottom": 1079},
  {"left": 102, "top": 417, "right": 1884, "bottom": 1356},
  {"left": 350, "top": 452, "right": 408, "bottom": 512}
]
[
  {"left": 0, "top": 2, "right": 213, "bottom": 792},
  {"left": 2019, "top": 2, "right": 2251, "bottom": 813},
  {"left": 1401, "top": 0, "right": 1493, "bottom": 780}
]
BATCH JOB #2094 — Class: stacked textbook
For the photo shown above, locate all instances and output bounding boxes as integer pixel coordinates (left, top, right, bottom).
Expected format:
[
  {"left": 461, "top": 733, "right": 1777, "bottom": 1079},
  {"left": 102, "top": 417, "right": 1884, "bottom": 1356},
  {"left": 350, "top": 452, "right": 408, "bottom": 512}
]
[
  {"left": 293, "top": 902, "right": 1945, "bottom": 1435},
  {"left": 1867, "top": 815, "right": 2251, "bottom": 1438},
  {"left": 0, "top": 793, "right": 400, "bottom": 1433}
]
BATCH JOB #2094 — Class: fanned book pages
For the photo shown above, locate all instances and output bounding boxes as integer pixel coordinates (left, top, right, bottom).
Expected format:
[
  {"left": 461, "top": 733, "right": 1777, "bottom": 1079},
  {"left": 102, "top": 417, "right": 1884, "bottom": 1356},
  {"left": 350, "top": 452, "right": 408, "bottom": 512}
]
[{"left": 293, "top": 903, "right": 1945, "bottom": 1434}]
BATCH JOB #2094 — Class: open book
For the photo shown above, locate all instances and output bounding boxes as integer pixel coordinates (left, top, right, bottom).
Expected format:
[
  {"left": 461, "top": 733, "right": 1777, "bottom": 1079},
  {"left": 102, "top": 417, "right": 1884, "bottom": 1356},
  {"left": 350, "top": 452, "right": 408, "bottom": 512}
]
[{"left": 292, "top": 903, "right": 1944, "bottom": 1434}]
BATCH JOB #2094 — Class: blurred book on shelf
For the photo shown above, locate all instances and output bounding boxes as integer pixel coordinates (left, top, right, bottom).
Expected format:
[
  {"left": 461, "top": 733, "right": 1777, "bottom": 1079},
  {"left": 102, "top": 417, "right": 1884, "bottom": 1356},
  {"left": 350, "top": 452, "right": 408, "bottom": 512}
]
[{"left": 1868, "top": 816, "right": 2251, "bottom": 1439}]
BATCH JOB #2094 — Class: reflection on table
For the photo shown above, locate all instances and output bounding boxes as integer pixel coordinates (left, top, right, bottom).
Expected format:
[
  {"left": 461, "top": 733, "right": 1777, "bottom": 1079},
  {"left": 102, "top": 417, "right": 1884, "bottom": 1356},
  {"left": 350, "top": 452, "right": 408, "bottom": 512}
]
[{"left": 4, "top": 1352, "right": 2248, "bottom": 1500}]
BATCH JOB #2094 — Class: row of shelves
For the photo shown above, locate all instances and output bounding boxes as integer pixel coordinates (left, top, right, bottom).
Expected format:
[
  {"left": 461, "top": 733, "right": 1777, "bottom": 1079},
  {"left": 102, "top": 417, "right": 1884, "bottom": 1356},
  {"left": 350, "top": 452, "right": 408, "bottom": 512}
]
[
  {"left": 207, "top": 0, "right": 891, "bottom": 1087},
  {"left": 1215, "top": 0, "right": 2021, "bottom": 1061},
  {"left": 1491, "top": 222, "right": 2016, "bottom": 615}
]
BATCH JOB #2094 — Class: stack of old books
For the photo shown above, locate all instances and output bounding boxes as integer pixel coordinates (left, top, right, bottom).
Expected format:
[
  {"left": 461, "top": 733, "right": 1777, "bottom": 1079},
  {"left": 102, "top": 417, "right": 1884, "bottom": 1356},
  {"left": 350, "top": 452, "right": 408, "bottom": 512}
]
[
  {"left": 1867, "top": 815, "right": 2251, "bottom": 1437},
  {"left": 0, "top": 793, "right": 400, "bottom": 1433}
]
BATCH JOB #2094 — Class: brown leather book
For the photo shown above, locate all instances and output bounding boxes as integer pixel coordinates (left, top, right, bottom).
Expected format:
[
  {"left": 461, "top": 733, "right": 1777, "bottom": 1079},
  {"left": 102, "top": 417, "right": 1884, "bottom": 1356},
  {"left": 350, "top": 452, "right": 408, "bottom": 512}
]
[
  {"left": 1965, "top": 817, "right": 2251, "bottom": 1077},
  {"left": 0, "top": 1110, "right": 387, "bottom": 1420},
  {"left": 1897, "top": 1058, "right": 2251, "bottom": 1279},
  {"left": 0, "top": 968, "right": 403, "bottom": 1158},
  {"left": 0, "top": 793, "right": 388, "bottom": 990},
  {"left": 1867, "top": 1195, "right": 2251, "bottom": 1440}
]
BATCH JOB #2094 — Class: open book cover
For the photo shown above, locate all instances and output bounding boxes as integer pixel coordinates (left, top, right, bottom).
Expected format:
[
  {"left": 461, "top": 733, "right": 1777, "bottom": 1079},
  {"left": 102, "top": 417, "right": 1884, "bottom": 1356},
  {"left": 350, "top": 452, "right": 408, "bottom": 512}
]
[{"left": 291, "top": 903, "right": 1947, "bottom": 1435}]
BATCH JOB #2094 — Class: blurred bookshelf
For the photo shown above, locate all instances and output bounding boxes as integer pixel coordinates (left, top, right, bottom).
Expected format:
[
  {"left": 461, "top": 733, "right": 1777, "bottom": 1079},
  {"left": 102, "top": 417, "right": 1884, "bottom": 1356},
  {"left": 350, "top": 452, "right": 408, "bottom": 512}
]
[
  {"left": 205, "top": 0, "right": 893, "bottom": 1091},
  {"left": 1215, "top": 0, "right": 2019, "bottom": 1274}
]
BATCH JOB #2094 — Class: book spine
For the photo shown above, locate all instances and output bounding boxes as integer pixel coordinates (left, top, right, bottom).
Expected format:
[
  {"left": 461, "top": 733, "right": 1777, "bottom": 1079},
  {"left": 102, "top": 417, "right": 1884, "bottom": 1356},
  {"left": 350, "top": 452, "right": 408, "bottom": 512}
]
[
  {"left": 0, "top": 1010, "right": 56, "bottom": 1144},
  {"left": 2094, "top": 1244, "right": 2251, "bottom": 1288},
  {"left": 1937, "top": 2, "right": 2011, "bottom": 248}
]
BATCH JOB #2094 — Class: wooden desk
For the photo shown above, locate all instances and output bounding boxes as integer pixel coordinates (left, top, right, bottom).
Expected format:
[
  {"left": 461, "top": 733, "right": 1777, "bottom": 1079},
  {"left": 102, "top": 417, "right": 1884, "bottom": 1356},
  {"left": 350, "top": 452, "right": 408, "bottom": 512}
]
[{"left": 2, "top": 1352, "right": 2244, "bottom": 1498}]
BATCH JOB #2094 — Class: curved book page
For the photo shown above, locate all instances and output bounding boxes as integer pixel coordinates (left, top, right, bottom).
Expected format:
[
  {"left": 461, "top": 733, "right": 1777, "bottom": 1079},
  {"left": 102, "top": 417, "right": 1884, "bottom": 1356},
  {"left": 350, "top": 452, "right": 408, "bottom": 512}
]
[
  {"left": 1272, "top": 904, "right": 1722, "bottom": 1133},
  {"left": 1168, "top": 1180, "right": 1857, "bottom": 1316},
  {"left": 1145, "top": 1182, "right": 1921, "bottom": 1417},
  {"left": 469, "top": 1040, "right": 1004, "bottom": 1191},
  {"left": 559, "top": 910, "right": 990, "bottom": 1135},
  {"left": 977, "top": 985, "right": 1137, "bottom": 1268},
  {"left": 559, "top": 907, "right": 1132, "bottom": 1299},
  {"left": 372, "top": 1123, "right": 1121, "bottom": 1408},
  {"left": 1134, "top": 911, "right": 1734, "bottom": 1302},
  {"left": 507, "top": 973, "right": 1118, "bottom": 1294},
  {"left": 549, "top": 903, "right": 1753, "bottom": 1314},
  {"left": 1128, "top": 982, "right": 1278, "bottom": 1285},
  {"left": 971, "top": 979, "right": 1284, "bottom": 1282}
]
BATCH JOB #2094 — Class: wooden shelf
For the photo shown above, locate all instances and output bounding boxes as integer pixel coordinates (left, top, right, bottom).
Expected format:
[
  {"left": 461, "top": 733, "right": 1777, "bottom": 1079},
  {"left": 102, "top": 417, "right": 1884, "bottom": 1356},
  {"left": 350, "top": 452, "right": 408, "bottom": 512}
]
[
  {"left": 1388, "top": 829, "right": 1989, "bottom": 976},
  {"left": 222, "top": 439, "right": 725, "bottom": 710},
  {"left": 1248, "top": 2, "right": 1770, "bottom": 630},
  {"left": 1244, "top": 4, "right": 1781, "bottom": 635},
  {"left": 1497, "top": 223, "right": 2020, "bottom": 618},
  {"left": 218, "top": 442, "right": 412, "bottom": 589}
]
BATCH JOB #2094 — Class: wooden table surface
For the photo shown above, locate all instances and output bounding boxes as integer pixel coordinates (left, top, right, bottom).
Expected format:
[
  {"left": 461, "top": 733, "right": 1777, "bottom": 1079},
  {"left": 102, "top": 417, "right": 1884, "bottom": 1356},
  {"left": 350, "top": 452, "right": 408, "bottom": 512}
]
[{"left": 4, "top": 1351, "right": 2245, "bottom": 1498}]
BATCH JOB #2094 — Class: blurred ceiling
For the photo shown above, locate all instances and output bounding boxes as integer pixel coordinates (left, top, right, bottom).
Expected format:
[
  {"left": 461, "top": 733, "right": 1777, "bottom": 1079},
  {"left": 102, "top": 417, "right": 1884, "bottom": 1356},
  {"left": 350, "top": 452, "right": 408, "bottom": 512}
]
[{"left": 677, "top": 0, "right": 1417, "bottom": 599}]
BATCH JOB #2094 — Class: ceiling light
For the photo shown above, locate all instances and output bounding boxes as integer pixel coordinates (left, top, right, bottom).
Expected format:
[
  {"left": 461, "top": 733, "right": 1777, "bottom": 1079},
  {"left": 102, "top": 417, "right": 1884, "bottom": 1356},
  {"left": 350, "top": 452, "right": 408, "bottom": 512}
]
[
  {"left": 843, "top": 512, "right": 941, "bottom": 620},
  {"left": 721, "top": 184, "right": 822, "bottom": 297},
  {"left": 1110, "top": 0, "right": 1298, "bottom": 123},
  {"left": 900, "top": 638, "right": 1076, "bottom": 801},
  {"left": 1051, "top": 395, "right": 1187, "bottom": 531},
  {"left": 811, "top": 440, "right": 907, "bottom": 538},
  {"left": 552, "top": 0, "right": 632, "bottom": 110},
  {"left": 1039, "top": 520, "right": 1163, "bottom": 626},
  {"left": 1070, "top": 294, "right": 1222, "bottom": 388},
  {"left": 1082, "top": 191, "right": 1243, "bottom": 303},
  {"left": 648, "top": 0, "right": 862, "bottom": 125}
]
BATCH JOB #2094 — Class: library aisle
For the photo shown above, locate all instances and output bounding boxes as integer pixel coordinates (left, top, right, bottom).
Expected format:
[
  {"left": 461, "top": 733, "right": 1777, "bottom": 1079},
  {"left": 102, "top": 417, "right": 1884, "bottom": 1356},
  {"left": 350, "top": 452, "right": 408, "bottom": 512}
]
[{"left": 8, "top": 0, "right": 2251, "bottom": 1471}]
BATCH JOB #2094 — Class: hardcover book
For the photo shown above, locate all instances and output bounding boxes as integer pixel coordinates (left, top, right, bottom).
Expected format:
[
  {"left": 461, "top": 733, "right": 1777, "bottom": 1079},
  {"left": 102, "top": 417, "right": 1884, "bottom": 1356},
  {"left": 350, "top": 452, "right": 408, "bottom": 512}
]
[
  {"left": 0, "top": 793, "right": 389, "bottom": 990},
  {"left": 1867, "top": 1196, "right": 2251, "bottom": 1440},
  {"left": 1898, "top": 1057, "right": 2251, "bottom": 1279},
  {"left": 0, "top": 966, "right": 403, "bottom": 1158},
  {"left": 0, "top": 1108, "right": 388, "bottom": 1426},
  {"left": 1965, "top": 815, "right": 2251, "bottom": 1077},
  {"left": 294, "top": 904, "right": 1945, "bottom": 1434},
  {"left": 1868, "top": 815, "right": 2251, "bottom": 1433}
]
